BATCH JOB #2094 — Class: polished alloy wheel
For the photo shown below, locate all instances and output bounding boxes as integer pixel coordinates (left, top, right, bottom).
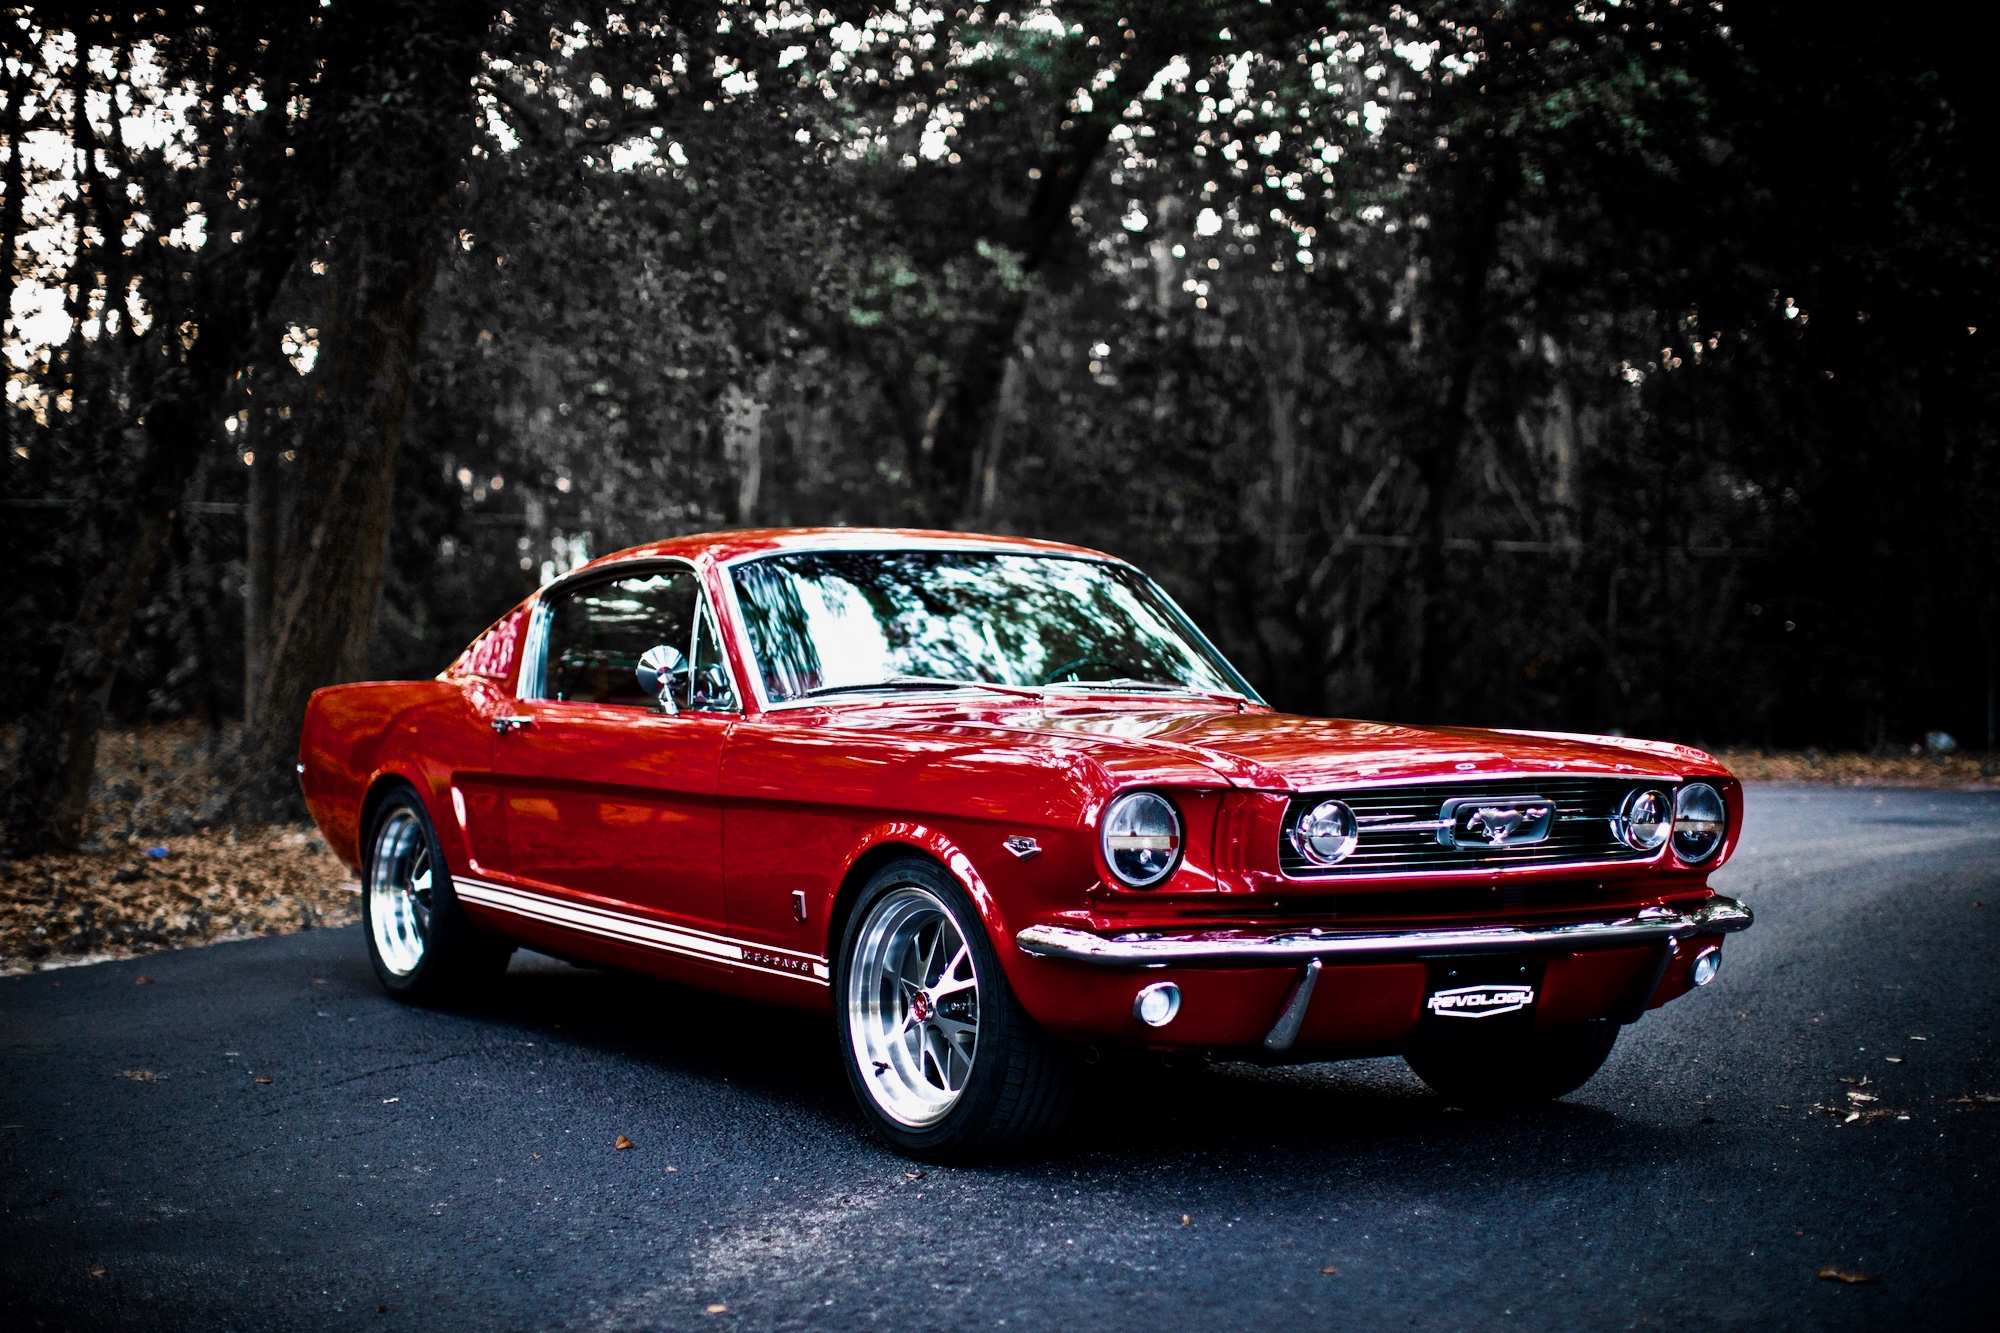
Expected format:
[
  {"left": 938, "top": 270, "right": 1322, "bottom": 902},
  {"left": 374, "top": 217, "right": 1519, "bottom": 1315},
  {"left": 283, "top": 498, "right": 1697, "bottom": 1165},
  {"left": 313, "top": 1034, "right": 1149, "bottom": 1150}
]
[
  {"left": 846, "top": 885, "right": 981, "bottom": 1127},
  {"left": 368, "top": 808, "right": 433, "bottom": 976}
]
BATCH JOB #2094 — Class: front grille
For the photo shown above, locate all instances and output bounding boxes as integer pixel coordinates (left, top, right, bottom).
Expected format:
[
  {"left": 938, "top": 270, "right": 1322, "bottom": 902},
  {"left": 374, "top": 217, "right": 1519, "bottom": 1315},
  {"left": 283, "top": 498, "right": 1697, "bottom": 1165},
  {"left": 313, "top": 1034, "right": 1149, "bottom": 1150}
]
[{"left": 1279, "top": 777, "right": 1669, "bottom": 877}]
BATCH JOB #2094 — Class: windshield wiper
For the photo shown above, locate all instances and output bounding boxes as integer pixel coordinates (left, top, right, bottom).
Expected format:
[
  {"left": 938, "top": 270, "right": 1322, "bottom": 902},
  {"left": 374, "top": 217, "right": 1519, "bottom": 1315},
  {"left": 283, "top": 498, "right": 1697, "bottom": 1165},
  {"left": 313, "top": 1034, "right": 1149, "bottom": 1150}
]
[{"left": 797, "top": 675, "right": 1042, "bottom": 700}]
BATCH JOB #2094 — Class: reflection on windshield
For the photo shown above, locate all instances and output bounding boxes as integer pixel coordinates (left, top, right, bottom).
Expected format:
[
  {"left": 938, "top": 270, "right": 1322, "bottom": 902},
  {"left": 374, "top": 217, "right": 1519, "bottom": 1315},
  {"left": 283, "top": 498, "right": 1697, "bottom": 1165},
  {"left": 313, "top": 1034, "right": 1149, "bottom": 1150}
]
[{"left": 729, "top": 550, "right": 1256, "bottom": 704}]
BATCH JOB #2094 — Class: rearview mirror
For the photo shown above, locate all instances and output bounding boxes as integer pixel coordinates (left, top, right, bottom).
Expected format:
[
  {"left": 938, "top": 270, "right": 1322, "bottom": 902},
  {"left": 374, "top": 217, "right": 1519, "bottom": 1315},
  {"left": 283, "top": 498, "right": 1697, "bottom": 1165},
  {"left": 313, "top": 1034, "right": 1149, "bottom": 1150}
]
[{"left": 635, "top": 644, "right": 686, "bottom": 714}]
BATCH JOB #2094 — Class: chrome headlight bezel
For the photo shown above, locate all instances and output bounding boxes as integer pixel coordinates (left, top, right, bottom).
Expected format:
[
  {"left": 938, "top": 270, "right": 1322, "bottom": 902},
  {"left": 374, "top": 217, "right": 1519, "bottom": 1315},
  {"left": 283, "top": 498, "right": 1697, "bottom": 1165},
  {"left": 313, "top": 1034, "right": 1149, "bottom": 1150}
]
[
  {"left": 1289, "top": 798, "right": 1360, "bottom": 866},
  {"left": 1672, "top": 782, "right": 1727, "bottom": 864},
  {"left": 1613, "top": 787, "right": 1673, "bottom": 853},
  {"left": 1100, "top": 791, "right": 1184, "bottom": 888}
]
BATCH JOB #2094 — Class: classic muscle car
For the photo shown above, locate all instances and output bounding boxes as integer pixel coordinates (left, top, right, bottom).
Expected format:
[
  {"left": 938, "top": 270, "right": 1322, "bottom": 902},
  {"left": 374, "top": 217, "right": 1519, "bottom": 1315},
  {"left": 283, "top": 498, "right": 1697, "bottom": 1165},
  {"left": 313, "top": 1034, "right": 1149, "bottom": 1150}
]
[{"left": 300, "top": 528, "right": 1751, "bottom": 1158}]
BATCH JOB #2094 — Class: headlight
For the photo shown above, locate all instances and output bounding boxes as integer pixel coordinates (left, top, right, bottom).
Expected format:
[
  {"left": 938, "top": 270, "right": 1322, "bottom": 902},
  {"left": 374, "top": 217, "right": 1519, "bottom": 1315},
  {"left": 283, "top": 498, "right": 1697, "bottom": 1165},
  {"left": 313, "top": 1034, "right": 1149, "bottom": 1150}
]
[
  {"left": 1101, "top": 791, "right": 1182, "bottom": 888},
  {"left": 1672, "top": 783, "right": 1726, "bottom": 864},
  {"left": 1290, "top": 799, "right": 1359, "bottom": 865},
  {"left": 1614, "top": 788, "right": 1673, "bottom": 852}
]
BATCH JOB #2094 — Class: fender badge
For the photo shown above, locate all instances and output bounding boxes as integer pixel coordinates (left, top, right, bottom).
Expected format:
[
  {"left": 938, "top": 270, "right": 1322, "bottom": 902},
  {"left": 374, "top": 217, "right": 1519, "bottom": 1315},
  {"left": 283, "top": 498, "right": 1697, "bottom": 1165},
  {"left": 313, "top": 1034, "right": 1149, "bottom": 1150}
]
[
  {"left": 1426, "top": 983, "right": 1536, "bottom": 1018},
  {"left": 1003, "top": 835, "right": 1042, "bottom": 860}
]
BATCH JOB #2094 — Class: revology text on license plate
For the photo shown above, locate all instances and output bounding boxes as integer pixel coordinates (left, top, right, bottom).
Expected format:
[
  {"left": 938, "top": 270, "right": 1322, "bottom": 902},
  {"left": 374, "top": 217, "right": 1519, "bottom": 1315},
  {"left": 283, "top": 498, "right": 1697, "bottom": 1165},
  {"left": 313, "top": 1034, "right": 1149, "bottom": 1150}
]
[
  {"left": 1426, "top": 982, "right": 1536, "bottom": 1018},
  {"left": 1421, "top": 957, "right": 1542, "bottom": 1026}
]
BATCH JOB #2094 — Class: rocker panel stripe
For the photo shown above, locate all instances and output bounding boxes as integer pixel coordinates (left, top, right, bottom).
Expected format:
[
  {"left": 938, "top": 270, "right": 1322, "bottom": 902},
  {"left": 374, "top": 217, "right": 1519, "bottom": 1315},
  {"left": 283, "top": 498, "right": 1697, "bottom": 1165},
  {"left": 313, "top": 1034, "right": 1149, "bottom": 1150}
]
[{"left": 453, "top": 876, "right": 830, "bottom": 984}]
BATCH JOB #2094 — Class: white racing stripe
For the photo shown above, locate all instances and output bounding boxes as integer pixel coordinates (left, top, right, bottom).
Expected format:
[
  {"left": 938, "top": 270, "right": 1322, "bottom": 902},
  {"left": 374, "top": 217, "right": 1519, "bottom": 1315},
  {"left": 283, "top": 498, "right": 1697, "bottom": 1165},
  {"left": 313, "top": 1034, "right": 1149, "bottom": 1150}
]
[{"left": 453, "top": 876, "right": 830, "bottom": 985}]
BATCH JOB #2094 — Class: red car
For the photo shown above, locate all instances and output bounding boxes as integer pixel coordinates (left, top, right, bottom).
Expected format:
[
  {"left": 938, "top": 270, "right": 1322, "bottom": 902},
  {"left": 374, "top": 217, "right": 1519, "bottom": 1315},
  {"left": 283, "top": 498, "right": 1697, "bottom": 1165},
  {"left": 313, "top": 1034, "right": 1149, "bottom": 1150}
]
[{"left": 301, "top": 528, "right": 1750, "bottom": 1158}]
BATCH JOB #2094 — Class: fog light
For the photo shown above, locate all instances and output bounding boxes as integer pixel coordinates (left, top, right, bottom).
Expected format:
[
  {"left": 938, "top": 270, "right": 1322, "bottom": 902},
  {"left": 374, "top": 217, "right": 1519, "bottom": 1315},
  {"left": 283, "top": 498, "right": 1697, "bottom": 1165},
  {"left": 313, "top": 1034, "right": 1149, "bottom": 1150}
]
[
  {"left": 1690, "top": 947, "right": 1722, "bottom": 987},
  {"left": 1134, "top": 981, "right": 1181, "bottom": 1027}
]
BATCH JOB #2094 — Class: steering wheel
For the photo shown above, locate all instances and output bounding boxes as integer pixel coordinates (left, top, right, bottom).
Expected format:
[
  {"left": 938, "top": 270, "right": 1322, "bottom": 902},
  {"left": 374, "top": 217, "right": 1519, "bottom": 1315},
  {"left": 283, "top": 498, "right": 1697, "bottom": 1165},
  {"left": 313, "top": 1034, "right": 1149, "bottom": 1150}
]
[{"left": 1038, "top": 656, "right": 1120, "bottom": 685}]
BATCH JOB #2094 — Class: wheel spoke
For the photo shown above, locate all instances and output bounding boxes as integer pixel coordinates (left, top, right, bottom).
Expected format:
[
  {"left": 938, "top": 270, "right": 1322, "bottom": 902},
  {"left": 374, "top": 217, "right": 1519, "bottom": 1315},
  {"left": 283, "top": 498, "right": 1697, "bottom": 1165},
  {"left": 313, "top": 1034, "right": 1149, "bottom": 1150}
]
[
  {"left": 931, "top": 1015, "right": 977, "bottom": 1048},
  {"left": 844, "top": 884, "right": 986, "bottom": 1127}
]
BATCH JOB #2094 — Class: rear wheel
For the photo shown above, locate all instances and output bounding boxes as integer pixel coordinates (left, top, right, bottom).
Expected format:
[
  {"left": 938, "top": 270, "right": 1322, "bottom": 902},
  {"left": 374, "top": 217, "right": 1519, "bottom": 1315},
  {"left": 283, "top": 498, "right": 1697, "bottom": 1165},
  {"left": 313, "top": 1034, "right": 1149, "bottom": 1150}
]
[
  {"left": 834, "top": 857, "right": 1076, "bottom": 1159},
  {"left": 362, "top": 786, "right": 512, "bottom": 1003},
  {"left": 1404, "top": 1021, "right": 1619, "bottom": 1108}
]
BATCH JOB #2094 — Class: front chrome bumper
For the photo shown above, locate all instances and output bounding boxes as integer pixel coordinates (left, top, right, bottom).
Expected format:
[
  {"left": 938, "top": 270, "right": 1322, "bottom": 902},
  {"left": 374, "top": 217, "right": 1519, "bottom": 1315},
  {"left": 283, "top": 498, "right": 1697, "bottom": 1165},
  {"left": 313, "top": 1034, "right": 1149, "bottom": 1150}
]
[{"left": 1014, "top": 896, "right": 1753, "bottom": 969}]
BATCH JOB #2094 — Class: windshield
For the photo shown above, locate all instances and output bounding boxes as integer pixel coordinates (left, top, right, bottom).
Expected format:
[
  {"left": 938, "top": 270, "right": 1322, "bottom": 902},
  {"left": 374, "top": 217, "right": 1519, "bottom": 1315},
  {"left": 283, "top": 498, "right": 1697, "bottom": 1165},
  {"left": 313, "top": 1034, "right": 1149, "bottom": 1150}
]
[{"left": 729, "top": 549, "right": 1258, "bottom": 704}]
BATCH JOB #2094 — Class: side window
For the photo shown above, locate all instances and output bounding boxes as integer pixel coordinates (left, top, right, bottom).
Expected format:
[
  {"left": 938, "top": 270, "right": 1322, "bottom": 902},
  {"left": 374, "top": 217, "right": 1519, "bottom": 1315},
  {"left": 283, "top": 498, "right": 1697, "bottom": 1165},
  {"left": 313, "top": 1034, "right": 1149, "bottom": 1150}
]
[
  {"left": 544, "top": 571, "right": 699, "bottom": 707},
  {"left": 540, "top": 568, "right": 739, "bottom": 712}
]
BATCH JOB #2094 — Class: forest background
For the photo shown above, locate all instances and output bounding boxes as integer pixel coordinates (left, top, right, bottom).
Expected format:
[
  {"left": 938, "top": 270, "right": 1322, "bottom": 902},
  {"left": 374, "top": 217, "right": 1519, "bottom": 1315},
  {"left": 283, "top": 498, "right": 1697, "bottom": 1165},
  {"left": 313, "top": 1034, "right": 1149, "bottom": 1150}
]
[{"left": 3, "top": 0, "right": 1997, "bottom": 850}]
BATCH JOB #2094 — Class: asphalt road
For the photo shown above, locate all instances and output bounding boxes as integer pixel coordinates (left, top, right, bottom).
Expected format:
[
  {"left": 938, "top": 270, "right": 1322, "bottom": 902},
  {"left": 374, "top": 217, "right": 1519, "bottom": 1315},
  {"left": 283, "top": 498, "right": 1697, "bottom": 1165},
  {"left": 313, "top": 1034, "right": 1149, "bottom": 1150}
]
[{"left": 5, "top": 786, "right": 1999, "bottom": 1332}]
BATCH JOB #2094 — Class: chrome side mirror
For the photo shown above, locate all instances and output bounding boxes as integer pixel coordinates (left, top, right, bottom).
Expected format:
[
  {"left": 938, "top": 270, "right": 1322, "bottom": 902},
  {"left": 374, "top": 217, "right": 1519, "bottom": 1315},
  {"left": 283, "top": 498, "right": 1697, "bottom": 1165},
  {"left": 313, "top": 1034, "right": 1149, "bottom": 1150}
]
[{"left": 635, "top": 644, "right": 685, "bottom": 714}]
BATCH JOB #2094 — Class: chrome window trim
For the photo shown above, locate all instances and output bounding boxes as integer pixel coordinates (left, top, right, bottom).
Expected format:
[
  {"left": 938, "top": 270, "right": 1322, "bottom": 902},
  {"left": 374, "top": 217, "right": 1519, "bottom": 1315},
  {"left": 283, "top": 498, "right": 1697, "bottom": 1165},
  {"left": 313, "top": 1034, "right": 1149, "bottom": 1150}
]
[
  {"left": 516, "top": 556, "right": 743, "bottom": 714},
  {"left": 713, "top": 545, "right": 1264, "bottom": 713}
]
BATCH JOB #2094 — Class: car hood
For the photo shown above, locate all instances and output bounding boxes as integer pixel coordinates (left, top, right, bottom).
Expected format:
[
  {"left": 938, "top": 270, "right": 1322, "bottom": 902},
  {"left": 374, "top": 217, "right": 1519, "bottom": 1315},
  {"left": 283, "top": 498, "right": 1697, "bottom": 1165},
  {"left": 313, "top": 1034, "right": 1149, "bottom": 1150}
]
[{"left": 968, "top": 703, "right": 1723, "bottom": 791}]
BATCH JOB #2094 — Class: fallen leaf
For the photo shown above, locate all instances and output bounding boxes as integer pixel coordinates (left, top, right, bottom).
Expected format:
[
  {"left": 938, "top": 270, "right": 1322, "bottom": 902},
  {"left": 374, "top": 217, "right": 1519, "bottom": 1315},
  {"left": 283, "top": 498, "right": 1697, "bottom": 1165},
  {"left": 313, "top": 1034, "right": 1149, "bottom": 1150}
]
[
  {"left": 1817, "top": 1268, "right": 1877, "bottom": 1284},
  {"left": 1885, "top": 1057, "right": 1903, "bottom": 1064},
  {"left": 614, "top": 1135, "right": 634, "bottom": 1150},
  {"left": 135, "top": 976, "right": 153, "bottom": 986},
  {"left": 1910, "top": 1036, "right": 1927, "bottom": 1041},
  {"left": 89, "top": 1266, "right": 106, "bottom": 1278},
  {"left": 705, "top": 1303, "right": 728, "bottom": 1315},
  {"left": 255, "top": 1078, "right": 272, "bottom": 1085},
  {"left": 904, "top": 1171, "right": 925, "bottom": 1181},
  {"left": 1846, "top": 1092, "right": 1878, "bottom": 1103},
  {"left": 1843, "top": 1111, "right": 1860, "bottom": 1123},
  {"left": 1320, "top": 1266, "right": 1340, "bottom": 1276},
  {"left": 665, "top": 1165, "right": 676, "bottom": 1172},
  {"left": 122, "top": 1069, "right": 157, "bottom": 1081},
  {"left": 1180, "top": 1214, "right": 1192, "bottom": 1226},
  {"left": 313, "top": 978, "right": 328, "bottom": 985},
  {"left": 1979, "top": 1094, "right": 2000, "bottom": 1105},
  {"left": 381, "top": 1097, "right": 399, "bottom": 1104},
  {"left": 532, "top": 1153, "right": 541, "bottom": 1160}
]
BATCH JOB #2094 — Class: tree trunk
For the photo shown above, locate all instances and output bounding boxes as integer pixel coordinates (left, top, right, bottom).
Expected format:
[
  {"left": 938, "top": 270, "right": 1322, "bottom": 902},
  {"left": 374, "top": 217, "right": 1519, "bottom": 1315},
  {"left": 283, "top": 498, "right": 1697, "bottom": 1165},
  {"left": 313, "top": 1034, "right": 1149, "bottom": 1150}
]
[
  {"left": 5, "top": 120, "right": 304, "bottom": 850},
  {"left": 1402, "top": 152, "right": 1515, "bottom": 723},
  {"left": 237, "top": 212, "right": 451, "bottom": 813},
  {"left": 242, "top": 396, "right": 281, "bottom": 726},
  {"left": 910, "top": 116, "right": 1114, "bottom": 525}
]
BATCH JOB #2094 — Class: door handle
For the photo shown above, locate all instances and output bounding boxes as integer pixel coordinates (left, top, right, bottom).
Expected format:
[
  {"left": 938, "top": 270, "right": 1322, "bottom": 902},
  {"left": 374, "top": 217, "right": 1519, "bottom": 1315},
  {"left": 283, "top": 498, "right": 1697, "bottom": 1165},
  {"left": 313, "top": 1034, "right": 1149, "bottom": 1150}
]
[{"left": 491, "top": 715, "right": 534, "bottom": 734}]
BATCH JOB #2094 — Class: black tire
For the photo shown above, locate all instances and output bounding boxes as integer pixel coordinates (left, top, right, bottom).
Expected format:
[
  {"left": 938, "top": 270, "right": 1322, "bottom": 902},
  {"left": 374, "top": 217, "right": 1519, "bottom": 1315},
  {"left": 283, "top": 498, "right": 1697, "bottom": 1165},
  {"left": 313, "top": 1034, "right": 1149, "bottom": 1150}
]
[
  {"left": 833, "top": 856, "right": 1077, "bottom": 1160},
  {"left": 1404, "top": 1021, "right": 1619, "bottom": 1108},
  {"left": 361, "top": 785, "right": 513, "bottom": 1004}
]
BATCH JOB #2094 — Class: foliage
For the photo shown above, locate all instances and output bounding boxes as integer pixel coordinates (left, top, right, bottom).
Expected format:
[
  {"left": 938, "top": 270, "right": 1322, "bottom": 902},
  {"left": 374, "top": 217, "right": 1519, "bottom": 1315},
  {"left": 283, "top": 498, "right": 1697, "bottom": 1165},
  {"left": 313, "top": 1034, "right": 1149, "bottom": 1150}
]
[{"left": 3, "top": 0, "right": 1996, "bottom": 832}]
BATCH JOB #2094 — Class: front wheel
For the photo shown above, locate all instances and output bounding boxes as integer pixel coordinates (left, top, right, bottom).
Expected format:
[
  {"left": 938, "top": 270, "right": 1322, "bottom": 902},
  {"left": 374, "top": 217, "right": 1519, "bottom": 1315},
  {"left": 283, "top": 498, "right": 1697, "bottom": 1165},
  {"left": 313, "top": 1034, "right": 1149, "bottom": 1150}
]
[
  {"left": 362, "top": 786, "right": 512, "bottom": 1003},
  {"left": 834, "top": 857, "right": 1076, "bottom": 1159},
  {"left": 1403, "top": 1021, "right": 1619, "bottom": 1108}
]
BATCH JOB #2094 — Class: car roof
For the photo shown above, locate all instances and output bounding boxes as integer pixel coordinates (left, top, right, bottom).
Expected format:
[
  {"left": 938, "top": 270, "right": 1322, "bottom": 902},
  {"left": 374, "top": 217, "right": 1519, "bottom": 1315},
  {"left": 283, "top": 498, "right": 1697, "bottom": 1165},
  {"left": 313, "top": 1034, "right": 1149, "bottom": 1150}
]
[{"left": 570, "top": 526, "right": 1122, "bottom": 574}]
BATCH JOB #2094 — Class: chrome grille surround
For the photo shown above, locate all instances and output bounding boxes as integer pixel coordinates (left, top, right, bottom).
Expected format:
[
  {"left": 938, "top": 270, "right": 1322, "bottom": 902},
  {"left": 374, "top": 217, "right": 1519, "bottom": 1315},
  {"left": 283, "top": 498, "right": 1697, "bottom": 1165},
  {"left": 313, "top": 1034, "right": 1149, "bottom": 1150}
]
[{"left": 1279, "top": 777, "right": 1674, "bottom": 877}]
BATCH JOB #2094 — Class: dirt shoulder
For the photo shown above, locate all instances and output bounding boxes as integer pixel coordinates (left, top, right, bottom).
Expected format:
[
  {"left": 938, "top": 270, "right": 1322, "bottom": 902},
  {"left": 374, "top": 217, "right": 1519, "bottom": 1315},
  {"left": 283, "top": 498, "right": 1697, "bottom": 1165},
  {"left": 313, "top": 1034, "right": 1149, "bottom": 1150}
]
[
  {"left": 1, "top": 826, "right": 357, "bottom": 975},
  {"left": 1715, "top": 749, "right": 2000, "bottom": 789}
]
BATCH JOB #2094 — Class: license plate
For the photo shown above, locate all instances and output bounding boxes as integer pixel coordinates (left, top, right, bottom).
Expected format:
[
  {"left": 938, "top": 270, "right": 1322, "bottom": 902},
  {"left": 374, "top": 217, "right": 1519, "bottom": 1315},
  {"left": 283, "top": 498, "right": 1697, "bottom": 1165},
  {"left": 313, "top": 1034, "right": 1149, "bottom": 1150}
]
[{"left": 1421, "top": 958, "right": 1542, "bottom": 1029}]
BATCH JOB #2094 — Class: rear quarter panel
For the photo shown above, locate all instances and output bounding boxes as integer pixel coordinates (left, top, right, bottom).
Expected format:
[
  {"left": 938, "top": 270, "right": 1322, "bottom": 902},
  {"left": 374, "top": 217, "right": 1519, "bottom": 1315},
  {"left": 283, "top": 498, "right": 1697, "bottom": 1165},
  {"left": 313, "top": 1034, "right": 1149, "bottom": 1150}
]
[{"left": 300, "top": 677, "right": 501, "bottom": 874}]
